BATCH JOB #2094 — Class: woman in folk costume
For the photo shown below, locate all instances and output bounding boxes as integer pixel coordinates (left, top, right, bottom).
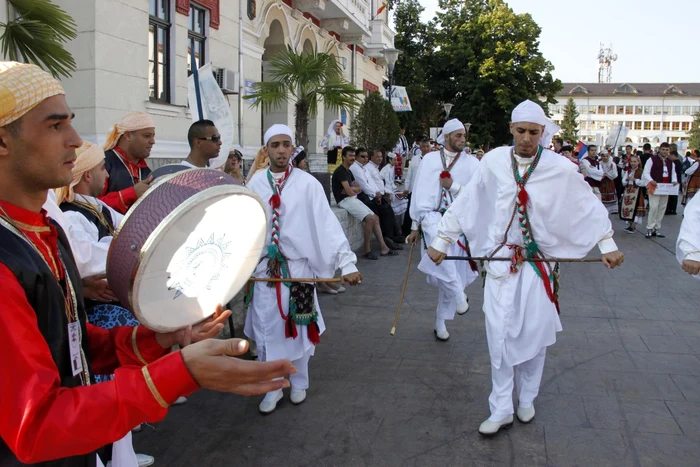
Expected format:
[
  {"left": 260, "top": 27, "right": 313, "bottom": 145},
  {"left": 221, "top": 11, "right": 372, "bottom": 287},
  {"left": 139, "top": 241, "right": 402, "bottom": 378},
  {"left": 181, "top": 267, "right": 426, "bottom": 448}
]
[
  {"left": 683, "top": 151, "right": 700, "bottom": 205},
  {"left": 245, "top": 124, "right": 362, "bottom": 414},
  {"left": 320, "top": 119, "right": 349, "bottom": 173},
  {"left": 428, "top": 100, "right": 624, "bottom": 436},
  {"left": 620, "top": 154, "right": 647, "bottom": 233},
  {"left": 599, "top": 151, "right": 618, "bottom": 213}
]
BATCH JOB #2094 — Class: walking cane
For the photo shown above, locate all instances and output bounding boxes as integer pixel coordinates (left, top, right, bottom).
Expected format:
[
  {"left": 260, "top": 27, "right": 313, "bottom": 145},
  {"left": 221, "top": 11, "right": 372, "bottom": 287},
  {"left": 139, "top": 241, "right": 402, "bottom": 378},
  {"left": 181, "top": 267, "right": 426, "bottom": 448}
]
[
  {"left": 248, "top": 277, "right": 344, "bottom": 283},
  {"left": 443, "top": 256, "right": 602, "bottom": 263},
  {"left": 390, "top": 240, "right": 416, "bottom": 336}
]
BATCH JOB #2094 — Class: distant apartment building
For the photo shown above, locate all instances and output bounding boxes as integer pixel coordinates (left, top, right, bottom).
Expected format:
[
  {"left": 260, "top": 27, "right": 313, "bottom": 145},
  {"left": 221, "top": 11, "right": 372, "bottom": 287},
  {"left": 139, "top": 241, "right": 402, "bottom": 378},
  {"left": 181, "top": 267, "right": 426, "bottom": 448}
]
[{"left": 551, "top": 83, "right": 700, "bottom": 148}]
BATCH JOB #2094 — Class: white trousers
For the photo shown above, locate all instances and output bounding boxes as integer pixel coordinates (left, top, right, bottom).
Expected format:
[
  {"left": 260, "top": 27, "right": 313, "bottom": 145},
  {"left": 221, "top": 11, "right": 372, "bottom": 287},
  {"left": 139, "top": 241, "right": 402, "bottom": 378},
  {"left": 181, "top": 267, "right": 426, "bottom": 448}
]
[
  {"left": 488, "top": 347, "right": 546, "bottom": 421},
  {"left": 264, "top": 349, "right": 312, "bottom": 398},
  {"left": 436, "top": 277, "right": 465, "bottom": 321},
  {"left": 647, "top": 194, "right": 669, "bottom": 231}
]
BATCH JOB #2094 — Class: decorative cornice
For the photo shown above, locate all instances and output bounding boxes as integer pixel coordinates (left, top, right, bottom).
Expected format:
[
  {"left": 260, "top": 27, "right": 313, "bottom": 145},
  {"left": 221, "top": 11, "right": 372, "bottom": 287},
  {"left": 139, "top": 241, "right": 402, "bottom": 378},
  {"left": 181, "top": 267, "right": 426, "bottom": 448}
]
[
  {"left": 175, "top": 0, "right": 220, "bottom": 30},
  {"left": 320, "top": 18, "right": 350, "bottom": 32}
]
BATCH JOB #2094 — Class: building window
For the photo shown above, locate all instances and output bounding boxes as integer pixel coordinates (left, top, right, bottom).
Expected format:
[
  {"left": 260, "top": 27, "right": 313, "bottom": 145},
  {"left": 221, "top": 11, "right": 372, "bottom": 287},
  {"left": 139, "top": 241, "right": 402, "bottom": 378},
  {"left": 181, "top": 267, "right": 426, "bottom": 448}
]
[
  {"left": 149, "top": 0, "right": 170, "bottom": 102},
  {"left": 605, "top": 105, "right": 614, "bottom": 114},
  {"left": 643, "top": 121, "right": 652, "bottom": 130},
  {"left": 672, "top": 122, "right": 680, "bottom": 131},
  {"left": 681, "top": 106, "right": 692, "bottom": 115},
  {"left": 644, "top": 106, "right": 653, "bottom": 115},
  {"left": 616, "top": 105, "right": 625, "bottom": 115},
  {"left": 653, "top": 122, "right": 661, "bottom": 131},
  {"left": 634, "top": 121, "right": 642, "bottom": 130},
  {"left": 681, "top": 122, "right": 690, "bottom": 131},
  {"left": 662, "top": 122, "right": 670, "bottom": 131},
  {"left": 624, "top": 121, "right": 632, "bottom": 129},
  {"left": 634, "top": 105, "right": 643, "bottom": 115},
  {"left": 653, "top": 106, "right": 662, "bottom": 115},
  {"left": 597, "top": 105, "right": 605, "bottom": 114},
  {"left": 188, "top": 4, "right": 207, "bottom": 75},
  {"left": 625, "top": 106, "right": 633, "bottom": 115}
]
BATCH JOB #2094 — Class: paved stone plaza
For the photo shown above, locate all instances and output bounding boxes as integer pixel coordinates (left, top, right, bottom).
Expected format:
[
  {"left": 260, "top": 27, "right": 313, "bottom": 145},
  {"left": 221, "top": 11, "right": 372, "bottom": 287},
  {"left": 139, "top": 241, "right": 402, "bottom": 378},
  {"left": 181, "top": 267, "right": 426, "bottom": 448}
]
[{"left": 135, "top": 208, "right": 700, "bottom": 466}]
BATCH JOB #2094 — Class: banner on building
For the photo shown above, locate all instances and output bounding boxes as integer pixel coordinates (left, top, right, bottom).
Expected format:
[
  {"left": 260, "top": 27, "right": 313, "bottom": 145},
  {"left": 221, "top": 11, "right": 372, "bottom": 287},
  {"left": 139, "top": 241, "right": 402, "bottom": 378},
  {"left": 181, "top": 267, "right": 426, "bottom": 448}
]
[
  {"left": 605, "top": 125, "right": 630, "bottom": 148},
  {"left": 187, "top": 63, "right": 235, "bottom": 169},
  {"left": 389, "top": 86, "right": 412, "bottom": 112}
]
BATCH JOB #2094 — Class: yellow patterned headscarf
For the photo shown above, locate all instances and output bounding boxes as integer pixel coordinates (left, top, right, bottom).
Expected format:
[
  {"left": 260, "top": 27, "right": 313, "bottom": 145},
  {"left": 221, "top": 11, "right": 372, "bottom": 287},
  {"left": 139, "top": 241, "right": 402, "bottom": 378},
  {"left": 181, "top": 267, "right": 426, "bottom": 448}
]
[
  {"left": 103, "top": 112, "right": 156, "bottom": 151},
  {"left": 54, "top": 141, "right": 105, "bottom": 204},
  {"left": 0, "top": 61, "right": 65, "bottom": 127}
]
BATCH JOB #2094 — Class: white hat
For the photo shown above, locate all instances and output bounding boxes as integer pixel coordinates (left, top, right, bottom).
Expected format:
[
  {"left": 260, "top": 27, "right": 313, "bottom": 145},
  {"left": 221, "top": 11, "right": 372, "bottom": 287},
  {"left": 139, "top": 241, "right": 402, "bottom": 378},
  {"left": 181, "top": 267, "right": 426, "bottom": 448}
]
[
  {"left": 264, "top": 124, "right": 294, "bottom": 146},
  {"left": 437, "top": 118, "right": 465, "bottom": 145},
  {"left": 511, "top": 100, "right": 560, "bottom": 148}
]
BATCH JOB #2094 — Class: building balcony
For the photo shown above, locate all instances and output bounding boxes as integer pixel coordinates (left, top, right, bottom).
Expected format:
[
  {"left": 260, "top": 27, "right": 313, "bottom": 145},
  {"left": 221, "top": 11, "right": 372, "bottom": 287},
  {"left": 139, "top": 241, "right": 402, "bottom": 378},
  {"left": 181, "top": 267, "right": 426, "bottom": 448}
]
[
  {"left": 294, "top": 0, "right": 371, "bottom": 38},
  {"left": 363, "top": 19, "right": 395, "bottom": 58}
]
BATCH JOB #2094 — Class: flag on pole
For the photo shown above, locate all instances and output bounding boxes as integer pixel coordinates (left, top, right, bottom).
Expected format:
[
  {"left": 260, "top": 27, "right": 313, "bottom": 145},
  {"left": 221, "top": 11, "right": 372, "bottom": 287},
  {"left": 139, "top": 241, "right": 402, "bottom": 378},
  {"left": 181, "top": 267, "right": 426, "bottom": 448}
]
[
  {"left": 376, "top": 1, "right": 388, "bottom": 15},
  {"left": 575, "top": 141, "right": 588, "bottom": 160}
]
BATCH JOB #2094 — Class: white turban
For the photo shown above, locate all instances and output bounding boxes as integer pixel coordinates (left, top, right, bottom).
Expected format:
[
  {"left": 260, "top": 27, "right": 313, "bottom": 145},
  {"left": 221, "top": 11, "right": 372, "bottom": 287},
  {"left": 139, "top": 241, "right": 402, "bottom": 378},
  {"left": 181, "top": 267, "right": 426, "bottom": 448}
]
[
  {"left": 264, "top": 124, "right": 294, "bottom": 146},
  {"left": 511, "top": 100, "right": 561, "bottom": 148},
  {"left": 437, "top": 118, "right": 465, "bottom": 145}
]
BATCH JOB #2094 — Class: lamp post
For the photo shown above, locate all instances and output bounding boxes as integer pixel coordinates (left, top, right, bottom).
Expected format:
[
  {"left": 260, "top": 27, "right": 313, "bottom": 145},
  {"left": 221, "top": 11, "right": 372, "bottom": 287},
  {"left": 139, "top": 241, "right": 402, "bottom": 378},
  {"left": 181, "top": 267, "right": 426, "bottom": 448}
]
[
  {"left": 464, "top": 123, "right": 472, "bottom": 133},
  {"left": 382, "top": 48, "right": 402, "bottom": 103},
  {"left": 443, "top": 103, "right": 453, "bottom": 120}
]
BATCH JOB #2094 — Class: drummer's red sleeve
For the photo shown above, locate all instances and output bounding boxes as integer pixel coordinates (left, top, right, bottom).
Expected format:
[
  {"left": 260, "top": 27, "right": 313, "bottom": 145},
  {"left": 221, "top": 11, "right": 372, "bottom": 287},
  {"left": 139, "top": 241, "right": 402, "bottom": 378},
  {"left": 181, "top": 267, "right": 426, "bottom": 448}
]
[
  {"left": 86, "top": 324, "right": 168, "bottom": 374},
  {"left": 0, "top": 264, "right": 199, "bottom": 463},
  {"left": 99, "top": 187, "right": 137, "bottom": 214}
]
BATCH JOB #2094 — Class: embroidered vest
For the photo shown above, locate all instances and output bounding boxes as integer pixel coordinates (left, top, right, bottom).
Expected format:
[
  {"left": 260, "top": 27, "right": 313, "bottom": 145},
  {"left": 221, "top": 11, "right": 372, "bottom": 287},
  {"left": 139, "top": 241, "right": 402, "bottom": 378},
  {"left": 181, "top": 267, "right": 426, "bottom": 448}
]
[
  {"left": 104, "top": 149, "right": 152, "bottom": 194},
  {"left": 0, "top": 222, "right": 96, "bottom": 467},
  {"left": 649, "top": 155, "right": 673, "bottom": 183}
]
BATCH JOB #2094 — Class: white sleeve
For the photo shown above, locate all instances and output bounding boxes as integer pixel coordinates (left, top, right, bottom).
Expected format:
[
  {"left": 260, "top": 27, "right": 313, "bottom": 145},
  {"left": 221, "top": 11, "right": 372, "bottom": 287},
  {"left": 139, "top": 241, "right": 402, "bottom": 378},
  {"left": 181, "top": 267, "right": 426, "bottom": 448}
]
[
  {"left": 685, "top": 162, "right": 699, "bottom": 176},
  {"left": 642, "top": 159, "right": 653, "bottom": 186},
  {"left": 62, "top": 211, "right": 112, "bottom": 278},
  {"left": 431, "top": 199, "right": 464, "bottom": 253},
  {"left": 672, "top": 163, "right": 678, "bottom": 184},
  {"left": 607, "top": 163, "right": 618, "bottom": 180},
  {"left": 622, "top": 171, "right": 630, "bottom": 185},
  {"left": 582, "top": 160, "right": 604, "bottom": 181},
  {"left": 350, "top": 165, "right": 374, "bottom": 197}
]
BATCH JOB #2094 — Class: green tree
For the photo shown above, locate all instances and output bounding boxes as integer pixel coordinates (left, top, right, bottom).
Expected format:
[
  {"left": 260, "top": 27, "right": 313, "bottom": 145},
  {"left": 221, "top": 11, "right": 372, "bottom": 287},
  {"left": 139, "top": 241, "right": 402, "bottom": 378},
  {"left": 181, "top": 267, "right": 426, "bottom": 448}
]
[
  {"left": 392, "top": 0, "right": 439, "bottom": 139},
  {"left": 1, "top": 0, "right": 77, "bottom": 77},
  {"left": 244, "top": 47, "right": 363, "bottom": 149},
  {"left": 559, "top": 97, "right": 579, "bottom": 143},
  {"left": 689, "top": 112, "right": 700, "bottom": 151},
  {"left": 428, "top": 0, "right": 561, "bottom": 148},
  {"left": 350, "top": 91, "right": 401, "bottom": 152}
]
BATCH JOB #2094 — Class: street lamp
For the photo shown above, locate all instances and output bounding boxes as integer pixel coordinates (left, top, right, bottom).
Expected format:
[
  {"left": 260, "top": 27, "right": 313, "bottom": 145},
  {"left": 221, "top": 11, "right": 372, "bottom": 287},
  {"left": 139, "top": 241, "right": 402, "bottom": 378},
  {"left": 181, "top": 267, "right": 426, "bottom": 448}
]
[
  {"left": 382, "top": 48, "right": 402, "bottom": 101},
  {"left": 442, "top": 103, "right": 453, "bottom": 120},
  {"left": 464, "top": 123, "right": 472, "bottom": 133}
]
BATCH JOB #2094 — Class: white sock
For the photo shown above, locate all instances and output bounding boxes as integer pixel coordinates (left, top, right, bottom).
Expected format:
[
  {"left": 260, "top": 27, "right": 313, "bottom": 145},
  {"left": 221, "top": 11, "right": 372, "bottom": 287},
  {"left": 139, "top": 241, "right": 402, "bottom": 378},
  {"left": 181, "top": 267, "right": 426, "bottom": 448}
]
[{"left": 435, "top": 318, "right": 447, "bottom": 332}]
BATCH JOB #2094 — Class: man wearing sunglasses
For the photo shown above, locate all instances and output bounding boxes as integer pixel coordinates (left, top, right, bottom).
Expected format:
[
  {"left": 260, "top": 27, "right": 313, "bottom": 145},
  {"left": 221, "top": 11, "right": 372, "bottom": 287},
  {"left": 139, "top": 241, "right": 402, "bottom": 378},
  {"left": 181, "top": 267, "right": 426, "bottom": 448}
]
[{"left": 182, "top": 119, "right": 223, "bottom": 168}]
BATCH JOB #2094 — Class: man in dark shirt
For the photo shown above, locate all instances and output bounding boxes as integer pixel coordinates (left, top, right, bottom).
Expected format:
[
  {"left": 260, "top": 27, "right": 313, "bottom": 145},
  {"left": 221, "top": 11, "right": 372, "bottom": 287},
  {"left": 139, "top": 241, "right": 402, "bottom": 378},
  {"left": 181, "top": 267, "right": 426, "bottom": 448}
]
[
  {"left": 333, "top": 147, "right": 395, "bottom": 260},
  {"left": 640, "top": 143, "right": 653, "bottom": 168}
]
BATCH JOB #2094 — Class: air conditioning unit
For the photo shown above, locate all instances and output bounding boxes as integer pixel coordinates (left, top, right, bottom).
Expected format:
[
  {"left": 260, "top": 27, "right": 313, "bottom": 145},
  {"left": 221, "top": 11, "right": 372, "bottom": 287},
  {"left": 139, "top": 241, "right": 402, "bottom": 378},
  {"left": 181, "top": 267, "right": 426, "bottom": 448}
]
[{"left": 215, "top": 67, "right": 239, "bottom": 94}]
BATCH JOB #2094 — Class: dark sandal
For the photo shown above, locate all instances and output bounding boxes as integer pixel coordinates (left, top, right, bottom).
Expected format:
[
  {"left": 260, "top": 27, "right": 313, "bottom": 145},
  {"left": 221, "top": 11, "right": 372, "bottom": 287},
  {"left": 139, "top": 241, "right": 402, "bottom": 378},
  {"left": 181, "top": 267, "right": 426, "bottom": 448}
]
[
  {"left": 381, "top": 250, "right": 399, "bottom": 256},
  {"left": 364, "top": 252, "right": 379, "bottom": 260}
]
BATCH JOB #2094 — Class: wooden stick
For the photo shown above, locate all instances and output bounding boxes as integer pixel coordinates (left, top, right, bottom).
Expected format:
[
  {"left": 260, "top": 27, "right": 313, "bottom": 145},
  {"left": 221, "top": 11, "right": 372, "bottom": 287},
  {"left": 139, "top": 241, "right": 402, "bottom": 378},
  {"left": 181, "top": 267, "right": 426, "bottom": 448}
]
[
  {"left": 444, "top": 256, "right": 602, "bottom": 263},
  {"left": 248, "top": 277, "right": 343, "bottom": 283},
  {"left": 391, "top": 241, "right": 416, "bottom": 336}
]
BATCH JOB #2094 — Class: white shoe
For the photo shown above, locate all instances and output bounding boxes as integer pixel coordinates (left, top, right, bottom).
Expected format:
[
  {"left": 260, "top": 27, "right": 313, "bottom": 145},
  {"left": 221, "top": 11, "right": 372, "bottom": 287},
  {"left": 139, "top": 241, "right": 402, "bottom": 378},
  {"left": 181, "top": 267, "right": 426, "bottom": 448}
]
[
  {"left": 334, "top": 285, "right": 346, "bottom": 293},
  {"left": 478, "top": 415, "right": 514, "bottom": 436},
  {"left": 290, "top": 389, "right": 307, "bottom": 405},
  {"left": 173, "top": 396, "right": 187, "bottom": 406},
  {"left": 456, "top": 299, "right": 469, "bottom": 315},
  {"left": 259, "top": 390, "right": 283, "bottom": 414},
  {"left": 434, "top": 329, "right": 450, "bottom": 341},
  {"left": 137, "top": 454, "right": 155, "bottom": 467},
  {"left": 516, "top": 405, "right": 536, "bottom": 423}
]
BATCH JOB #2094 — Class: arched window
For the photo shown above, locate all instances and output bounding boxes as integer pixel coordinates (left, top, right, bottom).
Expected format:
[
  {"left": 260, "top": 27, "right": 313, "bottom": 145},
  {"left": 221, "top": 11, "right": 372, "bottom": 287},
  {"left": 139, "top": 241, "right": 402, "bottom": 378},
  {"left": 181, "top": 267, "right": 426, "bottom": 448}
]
[
  {"left": 570, "top": 85, "right": 588, "bottom": 94},
  {"left": 614, "top": 84, "right": 638, "bottom": 94}
]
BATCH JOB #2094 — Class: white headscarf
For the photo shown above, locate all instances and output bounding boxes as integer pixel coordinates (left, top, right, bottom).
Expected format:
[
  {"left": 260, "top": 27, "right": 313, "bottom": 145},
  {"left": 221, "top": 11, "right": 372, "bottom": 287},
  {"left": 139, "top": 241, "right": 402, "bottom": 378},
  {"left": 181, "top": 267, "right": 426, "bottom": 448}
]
[
  {"left": 326, "top": 120, "right": 342, "bottom": 138},
  {"left": 511, "top": 100, "right": 561, "bottom": 148},
  {"left": 437, "top": 118, "right": 465, "bottom": 145},
  {"left": 264, "top": 124, "right": 294, "bottom": 146}
]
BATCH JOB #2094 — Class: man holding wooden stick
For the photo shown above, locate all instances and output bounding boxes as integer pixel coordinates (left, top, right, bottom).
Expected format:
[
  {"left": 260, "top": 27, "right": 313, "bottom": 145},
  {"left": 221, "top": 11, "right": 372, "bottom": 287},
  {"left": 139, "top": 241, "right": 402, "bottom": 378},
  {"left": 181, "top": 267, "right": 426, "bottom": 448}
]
[
  {"left": 245, "top": 124, "right": 362, "bottom": 414},
  {"left": 427, "top": 100, "right": 624, "bottom": 436}
]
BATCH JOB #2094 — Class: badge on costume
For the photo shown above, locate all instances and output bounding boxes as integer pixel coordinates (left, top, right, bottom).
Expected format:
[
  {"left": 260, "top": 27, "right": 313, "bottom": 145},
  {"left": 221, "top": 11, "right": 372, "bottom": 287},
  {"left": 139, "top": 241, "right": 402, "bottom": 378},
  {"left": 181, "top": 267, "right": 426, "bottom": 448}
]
[{"left": 68, "top": 321, "right": 84, "bottom": 376}]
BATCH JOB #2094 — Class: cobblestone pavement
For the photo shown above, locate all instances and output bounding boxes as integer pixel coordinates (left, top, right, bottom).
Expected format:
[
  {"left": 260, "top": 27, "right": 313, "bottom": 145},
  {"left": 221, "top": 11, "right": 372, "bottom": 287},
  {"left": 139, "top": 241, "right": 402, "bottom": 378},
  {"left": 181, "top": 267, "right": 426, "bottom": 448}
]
[{"left": 135, "top": 206, "right": 700, "bottom": 466}]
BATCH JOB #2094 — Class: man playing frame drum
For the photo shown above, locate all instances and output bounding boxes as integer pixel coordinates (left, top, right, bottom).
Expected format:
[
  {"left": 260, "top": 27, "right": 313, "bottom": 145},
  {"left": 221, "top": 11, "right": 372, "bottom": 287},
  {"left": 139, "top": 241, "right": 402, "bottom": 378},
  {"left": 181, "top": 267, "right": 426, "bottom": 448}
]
[
  {"left": 245, "top": 124, "right": 363, "bottom": 414},
  {"left": 0, "top": 61, "right": 296, "bottom": 466}
]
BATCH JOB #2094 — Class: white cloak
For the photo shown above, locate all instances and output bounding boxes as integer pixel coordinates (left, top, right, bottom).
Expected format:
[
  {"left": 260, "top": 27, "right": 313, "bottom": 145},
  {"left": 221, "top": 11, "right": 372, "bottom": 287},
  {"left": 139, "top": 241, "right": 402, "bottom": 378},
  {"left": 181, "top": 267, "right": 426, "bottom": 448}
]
[
  {"left": 677, "top": 192, "right": 700, "bottom": 281},
  {"left": 244, "top": 169, "right": 358, "bottom": 362},
  {"left": 433, "top": 147, "right": 618, "bottom": 368},
  {"left": 410, "top": 150, "right": 480, "bottom": 287}
]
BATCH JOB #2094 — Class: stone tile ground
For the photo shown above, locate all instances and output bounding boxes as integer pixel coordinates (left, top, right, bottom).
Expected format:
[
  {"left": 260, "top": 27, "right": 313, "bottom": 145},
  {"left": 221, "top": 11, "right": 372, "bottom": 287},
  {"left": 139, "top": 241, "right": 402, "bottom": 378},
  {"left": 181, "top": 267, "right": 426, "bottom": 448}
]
[{"left": 135, "top": 206, "right": 700, "bottom": 466}]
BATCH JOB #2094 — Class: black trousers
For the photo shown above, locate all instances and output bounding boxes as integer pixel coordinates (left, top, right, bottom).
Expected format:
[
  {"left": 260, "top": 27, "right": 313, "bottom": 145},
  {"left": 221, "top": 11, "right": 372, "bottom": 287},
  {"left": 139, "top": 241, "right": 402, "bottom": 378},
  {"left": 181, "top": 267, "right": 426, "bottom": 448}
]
[
  {"left": 360, "top": 194, "right": 400, "bottom": 239},
  {"left": 402, "top": 193, "right": 414, "bottom": 236},
  {"left": 666, "top": 195, "right": 679, "bottom": 214}
]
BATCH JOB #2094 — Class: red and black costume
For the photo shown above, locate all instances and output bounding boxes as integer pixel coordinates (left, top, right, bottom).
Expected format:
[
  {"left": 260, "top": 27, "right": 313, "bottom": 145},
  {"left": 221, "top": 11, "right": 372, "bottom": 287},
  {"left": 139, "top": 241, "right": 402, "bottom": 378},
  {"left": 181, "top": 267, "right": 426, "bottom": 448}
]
[{"left": 99, "top": 147, "right": 151, "bottom": 214}]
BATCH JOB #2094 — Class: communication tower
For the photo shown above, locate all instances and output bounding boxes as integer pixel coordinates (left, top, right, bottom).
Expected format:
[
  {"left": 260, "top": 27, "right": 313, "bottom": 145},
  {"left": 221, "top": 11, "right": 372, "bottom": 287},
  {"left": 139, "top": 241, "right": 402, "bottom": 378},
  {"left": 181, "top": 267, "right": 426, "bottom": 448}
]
[{"left": 597, "top": 43, "right": 618, "bottom": 83}]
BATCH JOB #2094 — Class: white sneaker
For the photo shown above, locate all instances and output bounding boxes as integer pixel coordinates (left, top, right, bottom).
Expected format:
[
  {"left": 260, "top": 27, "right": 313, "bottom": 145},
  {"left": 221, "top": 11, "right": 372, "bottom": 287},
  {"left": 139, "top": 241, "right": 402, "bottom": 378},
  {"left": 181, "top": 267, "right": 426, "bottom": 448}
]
[
  {"left": 290, "top": 389, "right": 307, "bottom": 404},
  {"left": 516, "top": 405, "right": 536, "bottom": 423},
  {"left": 456, "top": 300, "right": 469, "bottom": 315},
  {"left": 137, "top": 454, "right": 155, "bottom": 467},
  {"left": 434, "top": 318, "right": 449, "bottom": 341},
  {"left": 172, "top": 396, "right": 187, "bottom": 406},
  {"left": 259, "top": 390, "right": 283, "bottom": 414},
  {"left": 478, "top": 415, "right": 514, "bottom": 436}
]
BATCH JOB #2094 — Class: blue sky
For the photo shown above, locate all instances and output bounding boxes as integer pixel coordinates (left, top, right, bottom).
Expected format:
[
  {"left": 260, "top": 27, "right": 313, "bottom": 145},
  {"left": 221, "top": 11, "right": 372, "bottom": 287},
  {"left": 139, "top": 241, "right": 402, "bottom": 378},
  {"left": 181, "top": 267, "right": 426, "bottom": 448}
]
[{"left": 417, "top": 0, "right": 699, "bottom": 83}]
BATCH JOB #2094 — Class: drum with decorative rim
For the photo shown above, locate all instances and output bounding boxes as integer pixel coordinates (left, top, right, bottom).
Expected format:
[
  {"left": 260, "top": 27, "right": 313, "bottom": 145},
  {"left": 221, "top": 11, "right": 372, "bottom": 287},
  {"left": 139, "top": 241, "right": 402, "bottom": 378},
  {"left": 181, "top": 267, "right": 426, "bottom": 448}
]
[{"left": 107, "top": 168, "right": 268, "bottom": 332}]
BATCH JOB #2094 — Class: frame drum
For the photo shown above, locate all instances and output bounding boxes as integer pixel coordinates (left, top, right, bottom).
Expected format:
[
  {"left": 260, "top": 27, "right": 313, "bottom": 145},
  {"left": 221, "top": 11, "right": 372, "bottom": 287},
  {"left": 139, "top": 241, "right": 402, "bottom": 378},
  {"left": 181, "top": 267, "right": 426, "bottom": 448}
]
[{"left": 107, "top": 169, "right": 268, "bottom": 332}]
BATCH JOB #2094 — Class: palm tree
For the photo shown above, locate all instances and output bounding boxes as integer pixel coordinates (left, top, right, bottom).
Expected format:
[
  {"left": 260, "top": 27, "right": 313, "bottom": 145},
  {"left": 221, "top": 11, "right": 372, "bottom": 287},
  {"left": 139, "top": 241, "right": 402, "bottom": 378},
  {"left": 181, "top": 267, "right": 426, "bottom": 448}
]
[
  {"left": 244, "top": 47, "right": 363, "bottom": 149},
  {"left": 1, "top": 0, "right": 77, "bottom": 78}
]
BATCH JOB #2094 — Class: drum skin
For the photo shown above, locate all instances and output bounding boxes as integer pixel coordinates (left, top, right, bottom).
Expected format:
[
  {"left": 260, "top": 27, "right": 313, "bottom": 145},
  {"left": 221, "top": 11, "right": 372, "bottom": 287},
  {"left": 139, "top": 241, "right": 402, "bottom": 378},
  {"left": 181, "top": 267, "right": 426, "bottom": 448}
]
[{"left": 107, "top": 168, "right": 266, "bottom": 332}]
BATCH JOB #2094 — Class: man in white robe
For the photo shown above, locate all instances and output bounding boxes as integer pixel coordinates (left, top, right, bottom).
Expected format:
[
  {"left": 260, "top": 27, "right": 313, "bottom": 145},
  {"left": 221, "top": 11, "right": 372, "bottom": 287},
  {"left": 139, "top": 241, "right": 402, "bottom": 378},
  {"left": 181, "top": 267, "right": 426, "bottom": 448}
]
[
  {"left": 677, "top": 193, "right": 700, "bottom": 279},
  {"left": 245, "top": 124, "right": 362, "bottom": 414},
  {"left": 428, "top": 101, "right": 624, "bottom": 436},
  {"left": 380, "top": 152, "right": 408, "bottom": 216},
  {"left": 406, "top": 119, "right": 480, "bottom": 341}
]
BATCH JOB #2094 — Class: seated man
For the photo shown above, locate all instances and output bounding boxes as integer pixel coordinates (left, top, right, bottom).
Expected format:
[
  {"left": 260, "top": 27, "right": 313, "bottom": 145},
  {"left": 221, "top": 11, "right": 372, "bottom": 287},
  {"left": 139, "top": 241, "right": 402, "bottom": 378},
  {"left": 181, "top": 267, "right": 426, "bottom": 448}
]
[
  {"left": 351, "top": 147, "right": 403, "bottom": 249},
  {"left": 379, "top": 151, "right": 409, "bottom": 216},
  {"left": 332, "top": 147, "right": 396, "bottom": 260}
]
